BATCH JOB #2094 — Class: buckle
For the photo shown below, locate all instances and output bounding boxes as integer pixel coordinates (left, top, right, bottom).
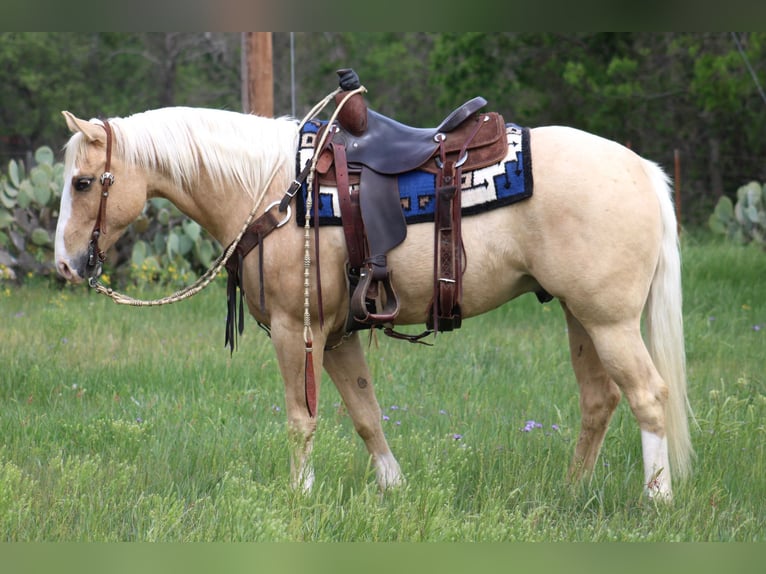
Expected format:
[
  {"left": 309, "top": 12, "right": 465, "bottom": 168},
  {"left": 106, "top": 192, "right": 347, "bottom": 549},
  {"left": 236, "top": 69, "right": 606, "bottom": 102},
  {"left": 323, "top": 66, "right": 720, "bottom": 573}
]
[{"left": 264, "top": 201, "right": 292, "bottom": 228}]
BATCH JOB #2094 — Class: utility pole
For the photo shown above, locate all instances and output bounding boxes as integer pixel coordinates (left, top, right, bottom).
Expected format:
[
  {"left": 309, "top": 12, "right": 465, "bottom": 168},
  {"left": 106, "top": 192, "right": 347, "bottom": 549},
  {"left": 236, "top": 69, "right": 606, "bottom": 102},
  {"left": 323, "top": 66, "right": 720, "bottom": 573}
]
[{"left": 242, "top": 32, "right": 273, "bottom": 116}]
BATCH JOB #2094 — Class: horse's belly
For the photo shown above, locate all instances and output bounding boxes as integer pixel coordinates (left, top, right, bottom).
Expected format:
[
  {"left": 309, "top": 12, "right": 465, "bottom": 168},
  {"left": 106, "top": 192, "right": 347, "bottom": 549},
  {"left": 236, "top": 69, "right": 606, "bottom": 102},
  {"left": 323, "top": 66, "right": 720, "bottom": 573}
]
[{"left": 385, "top": 209, "right": 534, "bottom": 324}]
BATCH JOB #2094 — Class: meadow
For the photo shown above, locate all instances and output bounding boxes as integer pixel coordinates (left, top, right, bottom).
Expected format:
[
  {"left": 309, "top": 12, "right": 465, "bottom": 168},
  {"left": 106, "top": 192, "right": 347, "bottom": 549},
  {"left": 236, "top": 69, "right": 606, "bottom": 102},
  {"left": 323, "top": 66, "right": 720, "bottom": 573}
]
[{"left": 0, "top": 233, "right": 763, "bottom": 541}]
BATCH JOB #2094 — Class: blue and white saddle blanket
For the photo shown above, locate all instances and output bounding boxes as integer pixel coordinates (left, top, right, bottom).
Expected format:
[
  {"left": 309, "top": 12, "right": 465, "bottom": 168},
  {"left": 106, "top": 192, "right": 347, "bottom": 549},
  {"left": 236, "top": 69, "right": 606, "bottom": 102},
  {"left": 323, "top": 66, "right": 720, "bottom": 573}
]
[{"left": 295, "top": 120, "right": 533, "bottom": 226}]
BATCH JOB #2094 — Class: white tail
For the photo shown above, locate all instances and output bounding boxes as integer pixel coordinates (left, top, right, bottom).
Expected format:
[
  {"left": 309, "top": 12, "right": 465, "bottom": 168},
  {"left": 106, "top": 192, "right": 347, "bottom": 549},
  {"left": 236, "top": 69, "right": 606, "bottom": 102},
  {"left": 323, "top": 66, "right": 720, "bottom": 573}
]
[{"left": 643, "top": 159, "right": 694, "bottom": 480}]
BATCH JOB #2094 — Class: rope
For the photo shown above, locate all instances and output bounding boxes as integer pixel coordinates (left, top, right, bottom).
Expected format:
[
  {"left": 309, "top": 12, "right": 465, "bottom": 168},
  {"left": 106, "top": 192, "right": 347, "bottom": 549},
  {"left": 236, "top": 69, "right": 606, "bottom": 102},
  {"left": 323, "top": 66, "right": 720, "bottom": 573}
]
[
  {"left": 89, "top": 166, "right": 281, "bottom": 306},
  {"left": 88, "top": 87, "right": 354, "bottom": 308},
  {"left": 300, "top": 86, "right": 367, "bottom": 346}
]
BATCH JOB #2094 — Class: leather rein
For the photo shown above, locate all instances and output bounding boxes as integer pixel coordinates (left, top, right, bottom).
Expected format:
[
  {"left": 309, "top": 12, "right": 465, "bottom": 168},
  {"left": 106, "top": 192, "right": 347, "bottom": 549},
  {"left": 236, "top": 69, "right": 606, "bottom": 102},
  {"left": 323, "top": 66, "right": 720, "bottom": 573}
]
[{"left": 86, "top": 119, "right": 115, "bottom": 278}]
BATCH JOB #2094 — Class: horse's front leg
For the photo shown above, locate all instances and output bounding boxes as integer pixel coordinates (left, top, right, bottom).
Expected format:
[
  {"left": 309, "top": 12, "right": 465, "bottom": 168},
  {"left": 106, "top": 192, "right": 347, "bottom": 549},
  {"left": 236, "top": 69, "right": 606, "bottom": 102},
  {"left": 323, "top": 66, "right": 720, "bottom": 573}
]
[
  {"left": 270, "top": 315, "right": 326, "bottom": 492},
  {"left": 324, "top": 332, "right": 403, "bottom": 490}
]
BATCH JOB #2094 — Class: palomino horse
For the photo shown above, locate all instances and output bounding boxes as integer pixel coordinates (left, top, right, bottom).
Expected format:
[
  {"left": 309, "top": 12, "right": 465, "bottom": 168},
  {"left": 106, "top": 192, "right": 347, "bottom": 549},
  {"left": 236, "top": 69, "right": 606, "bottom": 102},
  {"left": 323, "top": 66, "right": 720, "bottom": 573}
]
[{"left": 54, "top": 104, "right": 692, "bottom": 499}]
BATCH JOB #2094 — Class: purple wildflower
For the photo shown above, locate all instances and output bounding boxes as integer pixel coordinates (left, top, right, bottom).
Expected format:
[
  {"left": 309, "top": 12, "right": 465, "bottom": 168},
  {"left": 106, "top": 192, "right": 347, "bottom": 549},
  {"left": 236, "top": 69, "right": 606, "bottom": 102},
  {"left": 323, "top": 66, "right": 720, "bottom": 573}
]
[
  {"left": 382, "top": 415, "right": 390, "bottom": 421},
  {"left": 522, "top": 420, "right": 543, "bottom": 432},
  {"left": 439, "top": 410, "right": 448, "bottom": 415},
  {"left": 754, "top": 325, "right": 762, "bottom": 332},
  {"left": 453, "top": 434, "right": 463, "bottom": 440},
  {"left": 551, "top": 424, "right": 560, "bottom": 431},
  {"left": 390, "top": 405, "right": 399, "bottom": 410}
]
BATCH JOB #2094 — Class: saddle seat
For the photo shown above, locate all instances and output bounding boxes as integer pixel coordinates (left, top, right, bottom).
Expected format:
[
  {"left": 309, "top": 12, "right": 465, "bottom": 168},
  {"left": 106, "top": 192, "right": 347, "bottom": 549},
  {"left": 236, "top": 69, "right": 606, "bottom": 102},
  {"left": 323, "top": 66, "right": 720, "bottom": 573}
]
[{"left": 333, "top": 96, "right": 488, "bottom": 175}]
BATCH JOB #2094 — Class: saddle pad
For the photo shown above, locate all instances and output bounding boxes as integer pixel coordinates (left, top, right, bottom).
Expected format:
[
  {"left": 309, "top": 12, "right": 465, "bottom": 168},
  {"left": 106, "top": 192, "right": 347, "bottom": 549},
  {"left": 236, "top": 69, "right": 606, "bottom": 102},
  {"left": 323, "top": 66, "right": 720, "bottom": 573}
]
[{"left": 295, "top": 120, "right": 533, "bottom": 226}]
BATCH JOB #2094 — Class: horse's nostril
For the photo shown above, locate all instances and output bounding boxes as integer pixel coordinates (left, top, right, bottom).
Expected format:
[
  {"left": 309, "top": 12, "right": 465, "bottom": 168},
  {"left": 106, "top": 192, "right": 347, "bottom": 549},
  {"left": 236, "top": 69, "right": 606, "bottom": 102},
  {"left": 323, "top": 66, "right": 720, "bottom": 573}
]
[{"left": 57, "top": 260, "right": 75, "bottom": 281}]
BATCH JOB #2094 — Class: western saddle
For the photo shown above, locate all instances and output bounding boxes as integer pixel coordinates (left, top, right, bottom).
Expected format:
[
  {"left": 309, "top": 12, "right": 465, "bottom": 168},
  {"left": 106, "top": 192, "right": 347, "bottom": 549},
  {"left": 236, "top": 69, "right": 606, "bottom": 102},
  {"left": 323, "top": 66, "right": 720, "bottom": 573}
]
[
  {"left": 314, "top": 69, "right": 509, "bottom": 338},
  {"left": 224, "top": 69, "right": 512, "bottom": 352}
]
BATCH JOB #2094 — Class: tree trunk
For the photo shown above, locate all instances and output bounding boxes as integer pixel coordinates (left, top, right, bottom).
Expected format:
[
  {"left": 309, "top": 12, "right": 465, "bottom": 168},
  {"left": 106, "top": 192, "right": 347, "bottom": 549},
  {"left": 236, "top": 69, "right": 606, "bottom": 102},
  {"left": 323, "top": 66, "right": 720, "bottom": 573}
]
[{"left": 243, "top": 32, "right": 273, "bottom": 116}]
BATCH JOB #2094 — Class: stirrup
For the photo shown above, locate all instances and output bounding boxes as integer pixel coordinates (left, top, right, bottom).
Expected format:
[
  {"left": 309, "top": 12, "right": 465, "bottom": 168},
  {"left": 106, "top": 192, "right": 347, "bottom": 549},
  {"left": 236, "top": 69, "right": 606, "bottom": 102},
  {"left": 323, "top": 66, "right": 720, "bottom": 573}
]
[{"left": 350, "top": 267, "right": 400, "bottom": 324}]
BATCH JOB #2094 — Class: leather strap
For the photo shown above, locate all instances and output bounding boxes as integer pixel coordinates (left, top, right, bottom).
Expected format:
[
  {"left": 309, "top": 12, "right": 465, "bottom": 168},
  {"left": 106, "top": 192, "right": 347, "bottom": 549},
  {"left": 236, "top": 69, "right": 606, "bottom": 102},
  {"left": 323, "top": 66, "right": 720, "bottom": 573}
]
[
  {"left": 333, "top": 141, "right": 364, "bottom": 270},
  {"left": 429, "top": 115, "right": 487, "bottom": 333},
  {"left": 87, "top": 119, "right": 115, "bottom": 271},
  {"left": 224, "top": 209, "right": 281, "bottom": 353},
  {"left": 431, "top": 157, "right": 460, "bottom": 333}
]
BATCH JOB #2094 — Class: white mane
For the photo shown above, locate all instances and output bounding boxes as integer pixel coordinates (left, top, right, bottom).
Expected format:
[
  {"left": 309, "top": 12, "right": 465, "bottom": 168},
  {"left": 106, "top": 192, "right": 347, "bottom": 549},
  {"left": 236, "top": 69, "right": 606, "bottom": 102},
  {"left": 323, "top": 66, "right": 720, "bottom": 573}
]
[{"left": 67, "top": 107, "right": 299, "bottom": 198}]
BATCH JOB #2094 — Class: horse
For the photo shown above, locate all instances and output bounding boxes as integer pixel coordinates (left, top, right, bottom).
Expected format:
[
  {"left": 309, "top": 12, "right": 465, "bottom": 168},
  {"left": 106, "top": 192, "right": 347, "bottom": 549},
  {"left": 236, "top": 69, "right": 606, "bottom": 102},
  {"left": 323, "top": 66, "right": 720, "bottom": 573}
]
[{"left": 54, "top": 103, "right": 692, "bottom": 500}]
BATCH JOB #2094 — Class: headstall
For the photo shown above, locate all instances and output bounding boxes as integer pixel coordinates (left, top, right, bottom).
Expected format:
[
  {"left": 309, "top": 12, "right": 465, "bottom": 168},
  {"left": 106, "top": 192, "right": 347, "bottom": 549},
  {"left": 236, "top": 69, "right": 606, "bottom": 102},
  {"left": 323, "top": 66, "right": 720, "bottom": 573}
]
[{"left": 86, "top": 119, "right": 115, "bottom": 277}]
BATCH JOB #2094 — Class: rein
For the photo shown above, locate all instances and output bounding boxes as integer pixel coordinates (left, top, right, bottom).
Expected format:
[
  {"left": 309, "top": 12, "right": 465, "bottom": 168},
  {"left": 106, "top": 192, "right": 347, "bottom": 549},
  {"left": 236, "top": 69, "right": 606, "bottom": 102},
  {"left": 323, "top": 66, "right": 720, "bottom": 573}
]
[{"left": 87, "top": 165, "right": 285, "bottom": 306}]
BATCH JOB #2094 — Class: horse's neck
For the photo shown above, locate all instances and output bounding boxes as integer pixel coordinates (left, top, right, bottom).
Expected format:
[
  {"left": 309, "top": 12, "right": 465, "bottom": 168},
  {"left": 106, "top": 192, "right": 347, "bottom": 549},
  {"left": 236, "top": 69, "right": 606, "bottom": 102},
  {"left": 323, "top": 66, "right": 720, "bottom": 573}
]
[
  {"left": 138, "top": 114, "right": 296, "bottom": 246},
  {"left": 149, "top": 165, "right": 291, "bottom": 248}
]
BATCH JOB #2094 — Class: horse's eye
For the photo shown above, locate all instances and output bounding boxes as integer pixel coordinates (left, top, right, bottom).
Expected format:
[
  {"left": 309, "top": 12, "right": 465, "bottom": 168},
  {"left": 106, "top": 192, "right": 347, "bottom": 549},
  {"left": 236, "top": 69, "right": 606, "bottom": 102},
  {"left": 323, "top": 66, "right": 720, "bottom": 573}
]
[{"left": 73, "top": 177, "right": 94, "bottom": 192}]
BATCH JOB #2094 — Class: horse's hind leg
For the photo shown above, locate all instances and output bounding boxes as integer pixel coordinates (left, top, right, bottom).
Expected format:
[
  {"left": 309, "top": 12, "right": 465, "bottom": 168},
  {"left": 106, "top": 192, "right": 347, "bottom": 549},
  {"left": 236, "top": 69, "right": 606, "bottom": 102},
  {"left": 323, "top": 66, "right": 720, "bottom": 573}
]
[
  {"left": 587, "top": 321, "right": 673, "bottom": 499},
  {"left": 323, "top": 332, "right": 403, "bottom": 490},
  {"left": 563, "top": 304, "right": 622, "bottom": 482}
]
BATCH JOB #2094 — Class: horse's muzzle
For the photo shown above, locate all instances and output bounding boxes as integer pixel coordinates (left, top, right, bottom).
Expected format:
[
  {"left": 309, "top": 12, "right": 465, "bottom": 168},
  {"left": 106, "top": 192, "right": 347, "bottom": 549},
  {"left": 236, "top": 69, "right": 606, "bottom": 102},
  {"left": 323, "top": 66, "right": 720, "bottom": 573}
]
[{"left": 56, "top": 251, "right": 98, "bottom": 284}]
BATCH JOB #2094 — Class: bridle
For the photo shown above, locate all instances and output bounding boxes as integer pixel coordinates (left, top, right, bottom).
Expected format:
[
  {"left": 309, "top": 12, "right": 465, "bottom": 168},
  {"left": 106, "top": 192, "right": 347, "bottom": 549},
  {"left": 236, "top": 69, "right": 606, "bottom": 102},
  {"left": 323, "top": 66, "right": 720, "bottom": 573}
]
[{"left": 86, "top": 119, "right": 115, "bottom": 277}]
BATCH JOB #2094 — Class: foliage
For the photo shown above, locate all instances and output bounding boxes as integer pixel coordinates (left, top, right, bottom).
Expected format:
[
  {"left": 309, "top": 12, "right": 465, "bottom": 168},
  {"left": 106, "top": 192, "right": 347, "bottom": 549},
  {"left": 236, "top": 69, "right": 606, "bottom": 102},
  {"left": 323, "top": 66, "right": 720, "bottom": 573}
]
[
  {"left": 709, "top": 181, "right": 766, "bottom": 247},
  {"left": 121, "top": 198, "right": 218, "bottom": 288},
  {"left": 427, "top": 32, "right": 766, "bottom": 223},
  {"left": 0, "top": 32, "right": 241, "bottom": 162},
  {"left": 290, "top": 32, "right": 437, "bottom": 125}
]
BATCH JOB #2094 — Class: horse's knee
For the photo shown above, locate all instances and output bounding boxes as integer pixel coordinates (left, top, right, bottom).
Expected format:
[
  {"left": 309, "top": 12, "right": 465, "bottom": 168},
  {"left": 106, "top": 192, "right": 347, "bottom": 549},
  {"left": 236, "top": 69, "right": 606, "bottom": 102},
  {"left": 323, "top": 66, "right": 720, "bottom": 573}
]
[
  {"left": 287, "top": 413, "right": 317, "bottom": 439},
  {"left": 351, "top": 405, "right": 383, "bottom": 442}
]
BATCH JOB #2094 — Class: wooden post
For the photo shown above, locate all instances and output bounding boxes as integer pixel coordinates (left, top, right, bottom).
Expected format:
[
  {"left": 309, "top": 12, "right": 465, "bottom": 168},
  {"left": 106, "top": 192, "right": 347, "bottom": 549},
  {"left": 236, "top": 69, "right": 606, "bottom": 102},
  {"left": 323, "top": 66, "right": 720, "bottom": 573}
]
[
  {"left": 674, "top": 149, "right": 682, "bottom": 235},
  {"left": 243, "top": 32, "right": 273, "bottom": 116}
]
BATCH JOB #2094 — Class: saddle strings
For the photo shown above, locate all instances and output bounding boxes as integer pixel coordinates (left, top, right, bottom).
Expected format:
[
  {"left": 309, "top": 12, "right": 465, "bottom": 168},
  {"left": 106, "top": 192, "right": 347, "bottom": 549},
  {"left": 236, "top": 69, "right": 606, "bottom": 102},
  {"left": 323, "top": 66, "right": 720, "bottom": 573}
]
[{"left": 87, "top": 86, "right": 361, "bottom": 308}]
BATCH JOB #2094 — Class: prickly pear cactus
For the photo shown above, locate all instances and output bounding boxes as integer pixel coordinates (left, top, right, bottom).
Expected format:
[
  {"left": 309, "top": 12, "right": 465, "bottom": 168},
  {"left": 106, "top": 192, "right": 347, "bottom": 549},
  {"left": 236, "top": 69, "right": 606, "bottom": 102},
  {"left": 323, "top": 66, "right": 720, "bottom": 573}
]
[
  {"left": 0, "top": 146, "right": 64, "bottom": 280},
  {"left": 126, "top": 197, "right": 218, "bottom": 287},
  {"left": 709, "top": 181, "right": 765, "bottom": 248}
]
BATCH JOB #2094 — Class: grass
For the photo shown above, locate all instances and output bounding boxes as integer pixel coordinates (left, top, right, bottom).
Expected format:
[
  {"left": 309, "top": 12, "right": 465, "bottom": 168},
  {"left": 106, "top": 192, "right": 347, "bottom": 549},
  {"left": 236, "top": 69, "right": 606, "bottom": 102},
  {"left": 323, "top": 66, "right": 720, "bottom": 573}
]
[{"left": 0, "top": 233, "right": 764, "bottom": 541}]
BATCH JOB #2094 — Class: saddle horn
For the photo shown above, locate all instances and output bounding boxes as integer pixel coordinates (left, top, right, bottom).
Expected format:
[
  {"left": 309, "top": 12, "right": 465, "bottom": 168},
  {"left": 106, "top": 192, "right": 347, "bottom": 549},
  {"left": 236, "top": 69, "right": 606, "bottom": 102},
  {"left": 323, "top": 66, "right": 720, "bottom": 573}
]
[{"left": 335, "top": 68, "right": 367, "bottom": 136}]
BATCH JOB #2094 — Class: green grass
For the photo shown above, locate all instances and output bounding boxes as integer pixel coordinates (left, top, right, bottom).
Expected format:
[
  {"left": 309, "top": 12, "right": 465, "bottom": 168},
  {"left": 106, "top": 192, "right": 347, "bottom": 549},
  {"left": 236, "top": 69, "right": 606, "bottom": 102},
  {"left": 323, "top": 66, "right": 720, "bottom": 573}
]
[{"left": 0, "top": 233, "right": 764, "bottom": 541}]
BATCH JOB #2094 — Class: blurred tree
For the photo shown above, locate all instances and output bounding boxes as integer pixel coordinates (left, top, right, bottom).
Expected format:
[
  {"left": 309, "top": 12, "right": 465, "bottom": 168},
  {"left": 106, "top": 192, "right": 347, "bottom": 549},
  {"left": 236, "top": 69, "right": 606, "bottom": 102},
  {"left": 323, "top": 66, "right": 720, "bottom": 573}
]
[
  {"left": 0, "top": 32, "right": 241, "bottom": 164},
  {"left": 429, "top": 32, "right": 766, "bottom": 222}
]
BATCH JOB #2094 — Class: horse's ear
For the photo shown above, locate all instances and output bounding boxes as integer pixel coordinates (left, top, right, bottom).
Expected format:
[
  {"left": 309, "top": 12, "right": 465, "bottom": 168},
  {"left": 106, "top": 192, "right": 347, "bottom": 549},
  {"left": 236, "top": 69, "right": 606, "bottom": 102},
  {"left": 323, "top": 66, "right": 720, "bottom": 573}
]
[{"left": 61, "top": 111, "right": 105, "bottom": 144}]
